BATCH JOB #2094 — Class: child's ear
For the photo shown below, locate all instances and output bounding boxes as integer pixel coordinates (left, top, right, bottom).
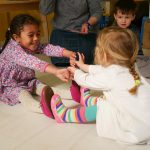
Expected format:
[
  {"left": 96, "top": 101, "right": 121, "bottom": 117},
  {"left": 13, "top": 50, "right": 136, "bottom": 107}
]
[
  {"left": 132, "top": 14, "right": 135, "bottom": 21},
  {"left": 12, "top": 34, "right": 20, "bottom": 43},
  {"left": 114, "top": 14, "right": 117, "bottom": 20}
]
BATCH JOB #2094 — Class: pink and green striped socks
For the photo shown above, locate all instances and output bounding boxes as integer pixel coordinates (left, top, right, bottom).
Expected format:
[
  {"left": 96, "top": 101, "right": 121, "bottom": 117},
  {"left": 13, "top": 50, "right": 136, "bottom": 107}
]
[
  {"left": 51, "top": 94, "right": 97, "bottom": 123},
  {"left": 80, "top": 87, "right": 98, "bottom": 107}
]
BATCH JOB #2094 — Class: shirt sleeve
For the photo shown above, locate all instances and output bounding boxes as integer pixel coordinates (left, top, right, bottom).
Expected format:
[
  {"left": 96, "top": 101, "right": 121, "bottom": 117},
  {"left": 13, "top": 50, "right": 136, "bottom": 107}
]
[
  {"left": 39, "top": 0, "right": 55, "bottom": 15},
  {"left": 74, "top": 65, "right": 111, "bottom": 91},
  {"left": 87, "top": 0, "right": 102, "bottom": 20},
  {"left": 88, "top": 65, "right": 105, "bottom": 74},
  {"left": 10, "top": 44, "right": 49, "bottom": 72},
  {"left": 38, "top": 43, "right": 64, "bottom": 57}
]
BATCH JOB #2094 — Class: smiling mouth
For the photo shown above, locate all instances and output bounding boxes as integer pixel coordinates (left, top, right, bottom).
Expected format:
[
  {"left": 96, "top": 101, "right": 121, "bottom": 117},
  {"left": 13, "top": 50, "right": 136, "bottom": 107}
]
[{"left": 32, "top": 43, "right": 39, "bottom": 47}]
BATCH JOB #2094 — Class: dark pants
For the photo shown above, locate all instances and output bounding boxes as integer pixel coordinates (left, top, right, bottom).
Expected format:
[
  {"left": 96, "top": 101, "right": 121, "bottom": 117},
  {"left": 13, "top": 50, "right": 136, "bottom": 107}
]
[{"left": 50, "top": 29, "right": 97, "bottom": 66}]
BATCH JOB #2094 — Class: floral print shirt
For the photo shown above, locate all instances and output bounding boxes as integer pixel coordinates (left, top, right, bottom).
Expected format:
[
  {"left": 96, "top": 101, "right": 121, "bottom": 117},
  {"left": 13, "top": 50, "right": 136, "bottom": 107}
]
[{"left": 0, "top": 39, "right": 64, "bottom": 105}]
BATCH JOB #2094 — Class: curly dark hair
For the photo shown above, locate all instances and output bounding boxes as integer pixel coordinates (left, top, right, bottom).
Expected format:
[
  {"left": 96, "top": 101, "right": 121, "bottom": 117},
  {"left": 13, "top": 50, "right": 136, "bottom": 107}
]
[{"left": 1, "top": 14, "right": 40, "bottom": 53}]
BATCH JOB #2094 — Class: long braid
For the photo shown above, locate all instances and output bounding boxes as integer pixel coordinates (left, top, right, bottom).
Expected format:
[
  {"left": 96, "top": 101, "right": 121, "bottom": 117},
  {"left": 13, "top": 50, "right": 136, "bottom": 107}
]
[
  {"left": 126, "top": 27, "right": 140, "bottom": 95},
  {"left": 129, "top": 64, "right": 141, "bottom": 95}
]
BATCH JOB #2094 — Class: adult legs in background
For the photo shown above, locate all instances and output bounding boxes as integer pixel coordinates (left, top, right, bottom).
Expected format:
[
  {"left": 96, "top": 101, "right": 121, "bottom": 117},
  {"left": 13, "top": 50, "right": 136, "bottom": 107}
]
[
  {"left": 51, "top": 94, "right": 97, "bottom": 123},
  {"left": 50, "top": 29, "right": 96, "bottom": 66},
  {"left": 50, "top": 29, "right": 97, "bottom": 102}
]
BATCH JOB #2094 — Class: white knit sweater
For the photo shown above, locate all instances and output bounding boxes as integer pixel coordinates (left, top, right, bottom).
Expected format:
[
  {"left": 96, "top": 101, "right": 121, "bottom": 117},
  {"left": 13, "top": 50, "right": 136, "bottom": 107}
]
[{"left": 74, "top": 64, "right": 150, "bottom": 144}]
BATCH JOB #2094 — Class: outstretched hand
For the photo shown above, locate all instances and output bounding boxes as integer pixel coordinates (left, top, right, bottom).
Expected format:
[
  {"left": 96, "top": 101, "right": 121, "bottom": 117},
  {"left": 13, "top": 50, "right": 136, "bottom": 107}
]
[
  {"left": 75, "top": 52, "right": 85, "bottom": 68},
  {"left": 68, "top": 52, "right": 86, "bottom": 80},
  {"left": 69, "top": 52, "right": 89, "bottom": 73},
  {"left": 69, "top": 52, "right": 76, "bottom": 67},
  {"left": 55, "top": 68, "right": 71, "bottom": 82},
  {"left": 67, "top": 66, "right": 76, "bottom": 80}
]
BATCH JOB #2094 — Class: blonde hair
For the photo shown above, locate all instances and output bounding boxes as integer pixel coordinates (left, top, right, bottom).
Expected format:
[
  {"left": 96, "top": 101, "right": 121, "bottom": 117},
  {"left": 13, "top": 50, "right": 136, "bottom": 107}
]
[{"left": 94, "top": 26, "right": 140, "bottom": 94}]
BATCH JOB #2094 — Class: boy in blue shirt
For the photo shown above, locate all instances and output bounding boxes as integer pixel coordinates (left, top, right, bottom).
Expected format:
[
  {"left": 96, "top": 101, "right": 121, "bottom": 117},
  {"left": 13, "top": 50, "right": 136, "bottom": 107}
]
[{"left": 113, "top": 0, "right": 143, "bottom": 55}]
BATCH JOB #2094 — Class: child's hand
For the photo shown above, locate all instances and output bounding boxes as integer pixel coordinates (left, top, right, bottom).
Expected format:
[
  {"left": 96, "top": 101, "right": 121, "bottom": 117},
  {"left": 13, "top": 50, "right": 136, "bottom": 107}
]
[
  {"left": 80, "top": 23, "right": 88, "bottom": 34},
  {"left": 68, "top": 66, "right": 76, "bottom": 74},
  {"left": 55, "top": 68, "right": 70, "bottom": 82},
  {"left": 69, "top": 52, "right": 76, "bottom": 67},
  {"left": 67, "top": 66, "right": 77, "bottom": 80},
  {"left": 63, "top": 49, "right": 76, "bottom": 66},
  {"left": 75, "top": 52, "right": 85, "bottom": 68},
  {"left": 69, "top": 51, "right": 76, "bottom": 59}
]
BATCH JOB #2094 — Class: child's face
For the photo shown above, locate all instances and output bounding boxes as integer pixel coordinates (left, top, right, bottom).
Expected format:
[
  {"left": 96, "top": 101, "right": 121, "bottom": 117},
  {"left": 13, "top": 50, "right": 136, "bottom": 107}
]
[
  {"left": 14, "top": 24, "right": 40, "bottom": 52},
  {"left": 114, "top": 11, "right": 135, "bottom": 29}
]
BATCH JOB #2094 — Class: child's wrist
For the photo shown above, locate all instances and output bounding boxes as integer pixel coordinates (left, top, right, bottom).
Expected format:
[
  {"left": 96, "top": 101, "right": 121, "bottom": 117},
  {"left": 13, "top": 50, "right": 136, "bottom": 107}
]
[
  {"left": 62, "top": 49, "right": 73, "bottom": 58},
  {"left": 45, "top": 64, "right": 59, "bottom": 75},
  {"left": 77, "top": 63, "right": 84, "bottom": 69},
  {"left": 62, "top": 48, "right": 66, "bottom": 57},
  {"left": 85, "top": 22, "right": 92, "bottom": 30}
]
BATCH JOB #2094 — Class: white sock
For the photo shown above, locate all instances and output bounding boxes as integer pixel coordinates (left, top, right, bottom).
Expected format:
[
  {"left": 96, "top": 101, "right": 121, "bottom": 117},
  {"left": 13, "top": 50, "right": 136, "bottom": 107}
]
[{"left": 35, "top": 83, "right": 47, "bottom": 96}]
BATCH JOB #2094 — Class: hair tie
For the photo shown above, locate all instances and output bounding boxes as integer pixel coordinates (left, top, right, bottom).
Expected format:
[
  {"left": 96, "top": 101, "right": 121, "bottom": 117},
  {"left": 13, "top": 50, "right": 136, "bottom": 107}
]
[{"left": 135, "top": 79, "right": 140, "bottom": 86}]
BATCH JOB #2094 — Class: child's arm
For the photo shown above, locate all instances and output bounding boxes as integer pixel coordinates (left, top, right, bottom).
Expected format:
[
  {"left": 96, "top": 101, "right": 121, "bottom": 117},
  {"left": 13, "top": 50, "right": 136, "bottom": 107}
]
[
  {"left": 68, "top": 52, "right": 89, "bottom": 78},
  {"left": 45, "top": 64, "right": 70, "bottom": 82},
  {"left": 63, "top": 49, "right": 75, "bottom": 58},
  {"left": 38, "top": 44, "right": 75, "bottom": 58},
  {"left": 77, "top": 63, "right": 89, "bottom": 73},
  {"left": 11, "top": 44, "right": 70, "bottom": 82},
  {"left": 62, "top": 49, "right": 76, "bottom": 66},
  {"left": 75, "top": 52, "right": 89, "bottom": 73}
]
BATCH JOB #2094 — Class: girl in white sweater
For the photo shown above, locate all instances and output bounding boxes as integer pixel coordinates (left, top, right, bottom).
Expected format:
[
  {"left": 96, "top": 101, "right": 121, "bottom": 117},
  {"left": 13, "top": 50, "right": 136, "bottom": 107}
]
[{"left": 51, "top": 26, "right": 150, "bottom": 144}]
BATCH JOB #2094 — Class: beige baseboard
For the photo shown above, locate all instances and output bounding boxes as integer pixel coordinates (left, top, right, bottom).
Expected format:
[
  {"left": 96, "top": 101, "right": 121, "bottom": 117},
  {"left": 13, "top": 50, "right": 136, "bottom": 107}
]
[{"left": 143, "top": 48, "right": 150, "bottom": 56}]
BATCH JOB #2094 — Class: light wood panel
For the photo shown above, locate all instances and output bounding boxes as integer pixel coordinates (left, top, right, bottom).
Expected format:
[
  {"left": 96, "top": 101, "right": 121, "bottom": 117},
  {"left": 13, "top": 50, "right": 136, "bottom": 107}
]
[{"left": 0, "top": 0, "right": 53, "bottom": 46}]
